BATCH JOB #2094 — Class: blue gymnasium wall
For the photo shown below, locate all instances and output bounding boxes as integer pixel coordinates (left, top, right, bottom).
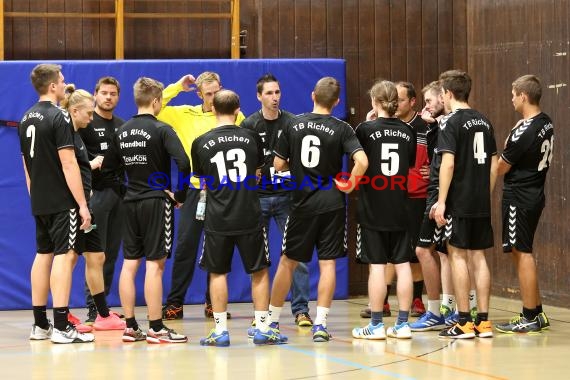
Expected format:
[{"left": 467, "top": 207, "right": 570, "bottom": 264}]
[{"left": 0, "top": 59, "right": 349, "bottom": 310}]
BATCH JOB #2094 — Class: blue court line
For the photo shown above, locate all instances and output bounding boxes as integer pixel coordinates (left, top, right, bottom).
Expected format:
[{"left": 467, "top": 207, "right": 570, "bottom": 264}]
[{"left": 280, "top": 345, "right": 417, "bottom": 380}]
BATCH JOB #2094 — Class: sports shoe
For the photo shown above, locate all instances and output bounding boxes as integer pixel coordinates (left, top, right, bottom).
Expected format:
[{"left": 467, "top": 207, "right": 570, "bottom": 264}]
[
  {"left": 409, "top": 311, "right": 446, "bottom": 331},
  {"left": 247, "top": 318, "right": 257, "bottom": 338},
  {"left": 474, "top": 320, "right": 493, "bottom": 338},
  {"left": 51, "top": 325, "right": 95, "bottom": 344},
  {"left": 495, "top": 315, "right": 541, "bottom": 334},
  {"left": 387, "top": 322, "right": 412, "bottom": 339},
  {"left": 438, "top": 322, "right": 475, "bottom": 339},
  {"left": 360, "top": 303, "right": 391, "bottom": 318},
  {"left": 162, "top": 304, "right": 183, "bottom": 320},
  {"left": 352, "top": 322, "right": 386, "bottom": 340},
  {"left": 440, "top": 304, "right": 454, "bottom": 318},
  {"left": 200, "top": 329, "right": 230, "bottom": 347},
  {"left": 312, "top": 324, "right": 332, "bottom": 342},
  {"left": 122, "top": 327, "right": 146, "bottom": 342},
  {"left": 295, "top": 312, "right": 313, "bottom": 327},
  {"left": 537, "top": 312, "right": 550, "bottom": 330},
  {"left": 109, "top": 310, "right": 125, "bottom": 319},
  {"left": 85, "top": 305, "right": 97, "bottom": 325},
  {"left": 93, "top": 313, "right": 126, "bottom": 331},
  {"left": 470, "top": 307, "right": 478, "bottom": 321},
  {"left": 146, "top": 326, "right": 188, "bottom": 343},
  {"left": 204, "top": 303, "right": 232, "bottom": 319},
  {"left": 253, "top": 328, "right": 288, "bottom": 345},
  {"left": 68, "top": 312, "right": 93, "bottom": 333},
  {"left": 411, "top": 298, "right": 426, "bottom": 317},
  {"left": 445, "top": 310, "right": 459, "bottom": 327},
  {"left": 268, "top": 322, "right": 288, "bottom": 342},
  {"left": 30, "top": 323, "right": 53, "bottom": 340}
]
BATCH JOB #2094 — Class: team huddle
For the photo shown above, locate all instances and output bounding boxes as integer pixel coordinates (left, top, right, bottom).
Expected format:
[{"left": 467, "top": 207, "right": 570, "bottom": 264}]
[{"left": 19, "top": 63, "right": 554, "bottom": 346}]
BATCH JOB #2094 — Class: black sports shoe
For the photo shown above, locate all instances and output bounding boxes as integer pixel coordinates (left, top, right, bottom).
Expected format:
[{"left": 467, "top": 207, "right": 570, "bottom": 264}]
[
  {"left": 537, "top": 312, "right": 550, "bottom": 330},
  {"left": 85, "top": 305, "right": 97, "bottom": 326},
  {"left": 496, "top": 315, "right": 541, "bottom": 334},
  {"left": 162, "top": 304, "right": 183, "bottom": 320}
]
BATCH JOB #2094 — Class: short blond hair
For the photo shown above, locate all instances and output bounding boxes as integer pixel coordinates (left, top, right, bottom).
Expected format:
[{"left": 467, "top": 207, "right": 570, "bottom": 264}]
[
  {"left": 60, "top": 84, "right": 94, "bottom": 110},
  {"left": 133, "top": 77, "right": 164, "bottom": 107},
  {"left": 196, "top": 71, "right": 221, "bottom": 91}
]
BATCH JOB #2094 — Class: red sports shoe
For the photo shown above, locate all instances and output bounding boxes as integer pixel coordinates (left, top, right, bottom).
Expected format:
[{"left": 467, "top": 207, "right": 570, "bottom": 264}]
[
  {"left": 411, "top": 298, "right": 426, "bottom": 317},
  {"left": 68, "top": 312, "right": 93, "bottom": 333}
]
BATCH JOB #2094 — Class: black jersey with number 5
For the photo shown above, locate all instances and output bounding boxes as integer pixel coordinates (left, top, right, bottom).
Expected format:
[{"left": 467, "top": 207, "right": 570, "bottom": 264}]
[
  {"left": 437, "top": 108, "right": 497, "bottom": 217},
  {"left": 192, "top": 125, "right": 264, "bottom": 235},
  {"left": 273, "top": 113, "right": 363, "bottom": 216},
  {"left": 19, "top": 101, "right": 77, "bottom": 215},
  {"left": 355, "top": 117, "right": 416, "bottom": 230},
  {"left": 501, "top": 113, "right": 554, "bottom": 209}
]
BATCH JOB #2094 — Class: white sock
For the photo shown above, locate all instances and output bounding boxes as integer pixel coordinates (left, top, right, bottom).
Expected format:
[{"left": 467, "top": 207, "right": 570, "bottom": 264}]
[
  {"left": 268, "top": 305, "right": 282, "bottom": 324},
  {"left": 314, "top": 306, "right": 330, "bottom": 327},
  {"left": 213, "top": 312, "right": 227, "bottom": 334},
  {"left": 255, "top": 310, "right": 269, "bottom": 333},
  {"left": 469, "top": 290, "right": 477, "bottom": 310},
  {"left": 427, "top": 300, "right": 441, "bottom": 316},
  {"left": 442, "top": 294, "right": 456, "bottom": 309}
]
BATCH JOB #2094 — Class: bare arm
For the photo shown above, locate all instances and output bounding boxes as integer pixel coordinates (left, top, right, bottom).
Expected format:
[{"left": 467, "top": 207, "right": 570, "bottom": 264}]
[
  {"left": 59, "top": 147, "right": 91, "bottom": 231},
  {"left": 490, "top": 155, "right": 499, "bottom": 193},
  {"left": 335, "top": 150, "right": 369, "bottom": 194},
  {"left": 433, "top": 152, "right": 454, "bottom": 226},
  {"left": 496, "top": 156, "right": 512, "bottom": 176},
  {"left": 22, "top": 156, "right": 30, "bottom": 195}
]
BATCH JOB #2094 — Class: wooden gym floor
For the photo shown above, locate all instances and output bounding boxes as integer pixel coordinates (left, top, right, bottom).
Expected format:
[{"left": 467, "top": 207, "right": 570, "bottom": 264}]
[{"left": 1, "top": 296, "right": 567, "bottom": 380}]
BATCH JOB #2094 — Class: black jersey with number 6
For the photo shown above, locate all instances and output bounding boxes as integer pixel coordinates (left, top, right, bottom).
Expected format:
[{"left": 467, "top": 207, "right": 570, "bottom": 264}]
[
  {"left": 355, "top": 117, "right": 416, "bottom": 230},
  {"left": 501, "top": 112, "right": 554, "bottom": 209},
  {"left": 192, "top": 125, "right": 264, "bottom": 235},
  {"left": 438, "top": 108, "right": 497, "bottom": 217},
  {"left": 19, "top": 101, "right": 77, "bottom": 215},
  {"left": 273, "top": 113, "right": 363, "bottom": 216}
]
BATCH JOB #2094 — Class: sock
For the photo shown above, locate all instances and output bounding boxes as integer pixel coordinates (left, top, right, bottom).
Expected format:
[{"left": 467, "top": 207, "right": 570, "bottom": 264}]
[
  {"left": 427, "top": 300, "right": 441, "bottom": 316},
  {"left": 33, "top": 305, "right": 50, "bottom": 329},
  {"left": 92, "top": 292, "right": 110, "bottom": 318},
  {"left": 469, "top": 290, "right": 477, "bottom": 310},
  {"left": 268, "top": 305, "right": 282, "bottom": 324},
  {"left": 458, "top": 311, "right": 471, "bottom": 325},
  {"left": 213, "top": 312, "right": 227, "bottom": 334},
  {"left": 536, "top": 304, "right": 543, "bottom": 313},
  {"left": 413, "top": 281, "right": 424, "bottom": 300},
  {"left": 314, "top": 306, "right": 329, "bottom": 327},
  {"left": 255, "top": 310, "right": 269, "bottom": 333},
  {"left": 522, "top": 307, "right": 538, "bottom": 321},
  {"left": 149, "top": 318, "right": 164, "bottom": 332},
  {"left": 126, "top": 317, "right": 139, "bottom": 330},
  {"left": 475, "top": 312, "right": 488, "bottom": 324},
  {"left": 397, "top": 310, "right": 409, "bottom": 325},
  {"left": 384, "top": 285, "right": 392, "bottom": 305},
  {"left": 53, "top": 307, "right": 69, "bottom": 331},
  {"left": 371, "top": 311, "right": 383, "bottom": 326},
  {"left": 442, "top": 294, "right": 455, "bottom": 310}
]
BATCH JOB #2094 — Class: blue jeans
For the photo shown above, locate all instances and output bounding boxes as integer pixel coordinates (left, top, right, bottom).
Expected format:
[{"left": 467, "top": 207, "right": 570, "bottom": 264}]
[{"left": 260, "top": 193, "right": 310, "bottom": 316}]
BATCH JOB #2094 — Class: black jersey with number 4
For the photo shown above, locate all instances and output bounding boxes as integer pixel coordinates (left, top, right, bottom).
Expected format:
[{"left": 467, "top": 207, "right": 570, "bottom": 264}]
[
  {"left": 19, "top": 101, "right": 77, "bottom": 215},
  {"left": 274, "top": 113, "right": 363, "bottom": 216},
  {"left": 191, "top": 125, "right": 264, "bottom": 235},
  {"left": 502, "top": 112, "right": 554, "bottom": 209},
  {"left": 355, "top": 117, "right": 416, "bottom": 230},
  {"left": 102, "top": 114, "right": 190, "bottom": 202},
  {"left": 438, "top": 108, "right": 497, "bottom": 217},
  {"left": 241, "top": 109, "right": 296, "bottom": 196}
]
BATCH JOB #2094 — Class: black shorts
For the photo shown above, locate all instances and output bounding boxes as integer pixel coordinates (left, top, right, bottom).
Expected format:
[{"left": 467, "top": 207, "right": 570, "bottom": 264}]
[
  {"left": 407, "top": 198, "right": 426, "bottom": 262},
  {"left": 502, "top": 202, "right": 543, "bottom": 253},
  {"left": 123, "top": 198, "right": 173, "bottom": 261},
  {"left": 417, "top": 212, "right": 447, "bottom": 252},
  {"left": 199, "top": 228, "right": 270, "bottom": 274},
  {"left": 282, "top": 208, "right": 347, "bottom": 263},
  {"left": 356, "top": 225, "right": 411, "bottom": 264},
  {"left": 444, "top": 215, "right": 494, "bottom": 250},
  {"left": 74, "top": 225, "right": 103, "bottom": 255},
  {"left": 35, "top": 208, "right": 80, "bottom": 255}
]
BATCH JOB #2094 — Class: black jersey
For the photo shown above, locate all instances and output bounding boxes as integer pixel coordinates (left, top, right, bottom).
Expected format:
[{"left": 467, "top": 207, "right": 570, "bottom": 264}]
[
  {"left": 74, "top": 132, "right": 92, "bottom": 201},
  {"left": 241, "top": 109, "right": 296, "bottom": 196},
  {"left": 274, "top": 112, "right": 363, "bottom": 216},
  {"left": 102, "top": 114, "right": 190, "bottom": 202},
  {"left": 19, "top": 101, "right": 76, "bottom": 215},
  {"left": 502, "top": 112, "right": 554, "bottom": 209},
  {"left": 438, "top": 108, "right": 497, "bottom": 217},
  {"left": 355, "top": 117, "right": 416, "bottom": 230},
  {"left": 426, "top": 122, "right": 441, "bottom": 196},
  {"left": 79, "top": 112, "right": 125, "bottom": 191},
  {"left": 191, "top": 125, "right": 264, "bottom": 235}
]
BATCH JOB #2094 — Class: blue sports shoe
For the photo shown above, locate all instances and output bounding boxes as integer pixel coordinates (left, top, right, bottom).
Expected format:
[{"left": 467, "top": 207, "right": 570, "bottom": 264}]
[
  {"left": 200, "top": 329, "right": 230, "bottom": 347},
  {"left": 445, "top": 311, "right": 459, "bottom": 327},
  {"left": 312, "top": 324, "right": 332, "bottom": 342},
  {"left": 253, "top": 328, "right": 288, "bottom": 345},
  {"left": 247, "top": 319, "right": 257, "bottom": 338},
  {"left": 409, "top": 311, "right": 446, "bottom": 331}
]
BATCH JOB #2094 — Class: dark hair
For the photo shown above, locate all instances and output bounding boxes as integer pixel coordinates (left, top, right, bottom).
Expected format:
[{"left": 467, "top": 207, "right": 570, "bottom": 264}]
[
  {"left": 313, "top": 77, "right": 340, "bottom": 109},
  {"left": 133, "top": 77, "right": 163, "bottom": 107},
  {"left": 213, "top": 89, "right": 240, "bottom": 116},
  {"left": 439, "top": 70, "right": 471, "bottom": 102},
  {"left": 95, "top": 76, "right": 121, "bottom": 94},
  {"left": 369, "top": 80, "right": 398, "bottom": 116},
  {"left": 395, "top": 81, "right": 417, "bottom": 100},
  {"left": 256, "top": 73, "right": 279, "bottom": 94},
  {"left": 512, "top": 75, "right": 542, "bottom": 105},
  {"left": 30, "top": 64, "right": 62, "bottom": 95}
]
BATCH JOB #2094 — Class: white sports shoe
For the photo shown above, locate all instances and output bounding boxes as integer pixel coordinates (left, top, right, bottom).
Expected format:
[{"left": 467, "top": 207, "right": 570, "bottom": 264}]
[
  {"left": 51, "top": 325, "right": 95, "bottom": 344},
  {"left": 30, "top": 324, "right": 53, "bottom": 340},
  {"left": 352, "top": 322, "right": 386, "bottom": 340},
  {"left": 387, "top": 322, "right": 412, "bottom": 339}
]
